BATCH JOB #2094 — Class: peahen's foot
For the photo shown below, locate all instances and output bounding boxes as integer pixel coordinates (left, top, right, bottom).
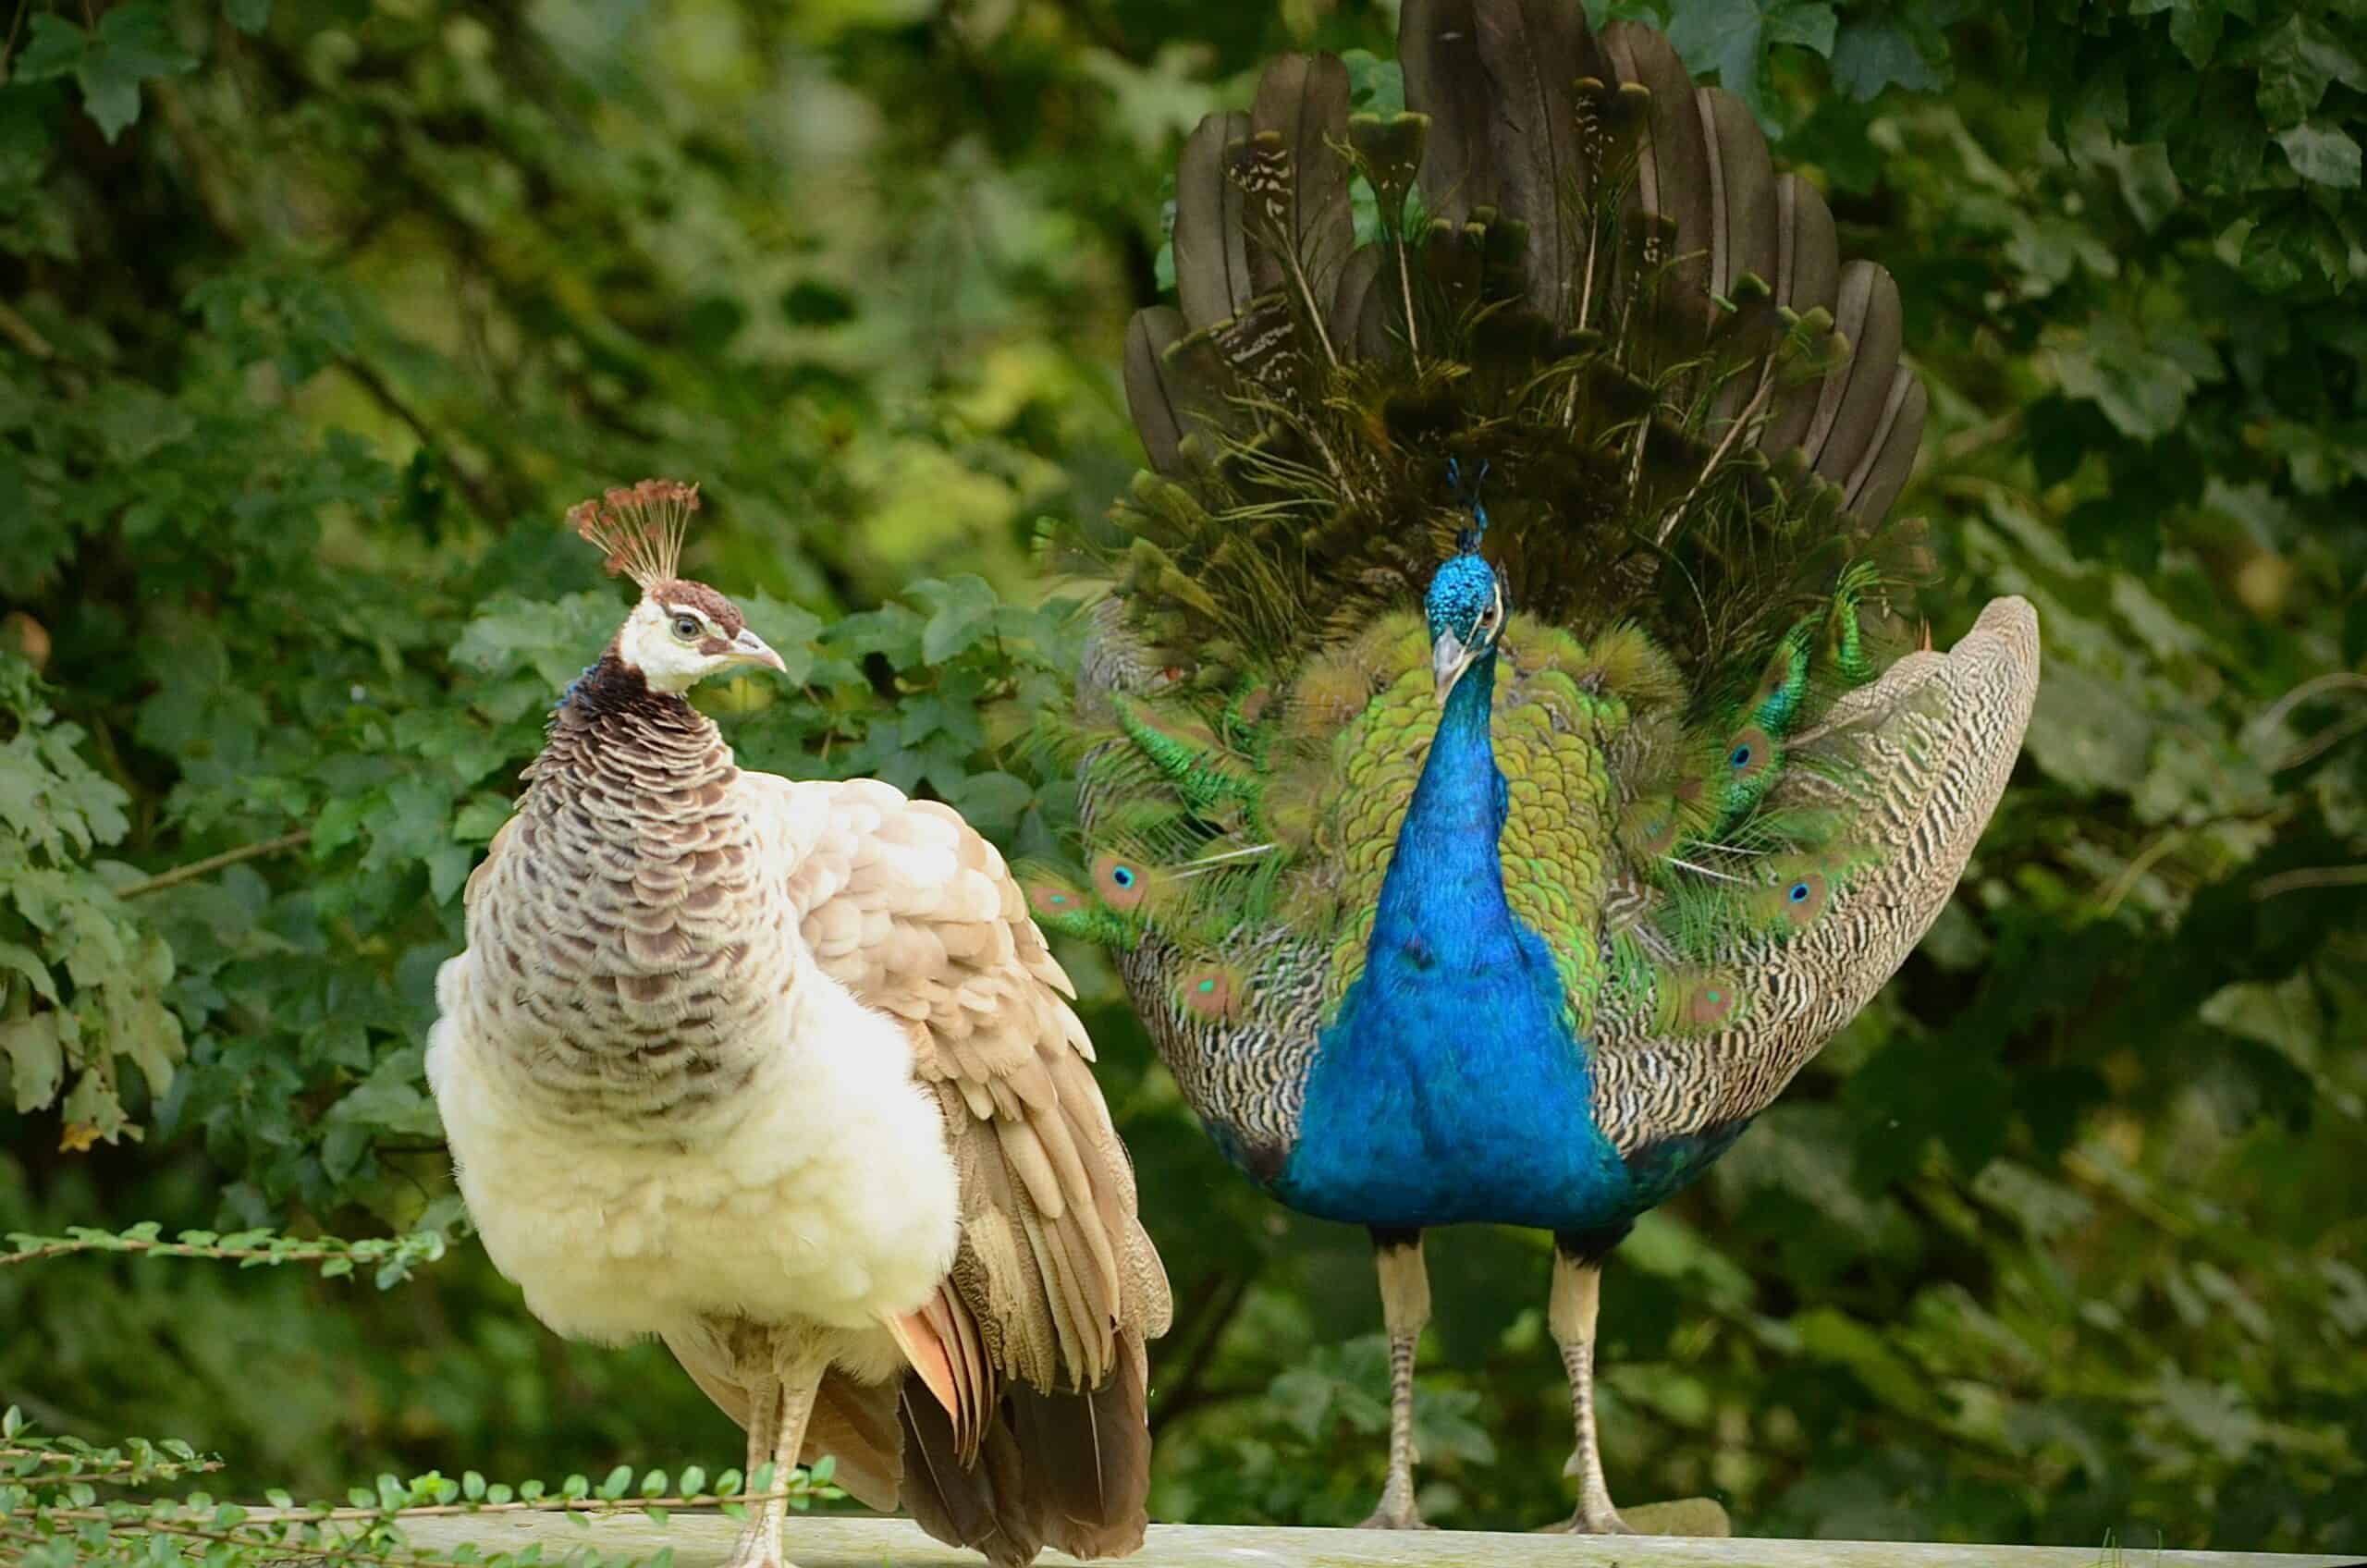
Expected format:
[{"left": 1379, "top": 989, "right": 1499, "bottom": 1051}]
[{"left": 719, "top": 1517, "right": 792, "bottom": 1568}]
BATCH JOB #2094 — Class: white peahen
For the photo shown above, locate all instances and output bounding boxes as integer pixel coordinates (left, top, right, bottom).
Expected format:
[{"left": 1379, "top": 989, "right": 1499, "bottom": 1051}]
[{"left": 427, "top": 481, "right": 1171, "bottom": 1568}]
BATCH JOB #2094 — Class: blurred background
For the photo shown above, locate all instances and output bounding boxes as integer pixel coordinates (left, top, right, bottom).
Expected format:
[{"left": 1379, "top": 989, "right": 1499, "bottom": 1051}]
[{"left": 2, "top": 0, "right": 2364, "bottom": 1554}]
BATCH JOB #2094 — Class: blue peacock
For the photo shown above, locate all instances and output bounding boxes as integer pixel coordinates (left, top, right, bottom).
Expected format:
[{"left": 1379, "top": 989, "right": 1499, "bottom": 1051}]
[{"left": 1028, "top": 0, "right": 2042, "bottom": 1531}]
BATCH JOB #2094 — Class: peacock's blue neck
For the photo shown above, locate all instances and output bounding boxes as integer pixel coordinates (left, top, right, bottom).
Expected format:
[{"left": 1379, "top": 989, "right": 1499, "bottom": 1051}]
[
  {"left": 1274, "top": 647, "right": 1635, "bottom": 1231},
  {"left": 1369, "top": 650, "right": 1516, "bottom": 968}
]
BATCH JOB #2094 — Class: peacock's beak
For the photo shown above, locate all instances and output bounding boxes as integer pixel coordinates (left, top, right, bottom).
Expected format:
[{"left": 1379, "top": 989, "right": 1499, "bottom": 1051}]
[
  {"left": 1431, "top": 631, "right": 1473, "bottom": 705},
  {"left": 729, "top": 627, "right": 789, "bottom": 675}
]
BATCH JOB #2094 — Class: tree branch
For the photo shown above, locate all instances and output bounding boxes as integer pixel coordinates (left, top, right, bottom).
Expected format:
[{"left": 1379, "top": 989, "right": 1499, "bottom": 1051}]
[{"left": 117, "top": 830, "right": 312, "bottom": 900}]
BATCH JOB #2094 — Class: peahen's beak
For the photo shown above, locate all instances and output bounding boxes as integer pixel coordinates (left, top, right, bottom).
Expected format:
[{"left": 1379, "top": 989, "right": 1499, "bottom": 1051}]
[
  {"left": 729, "top": 627, "right": 789, "bottom": 675},
  {"left": 1431, "top": 631, "right": 1473, "bottom": 705}
]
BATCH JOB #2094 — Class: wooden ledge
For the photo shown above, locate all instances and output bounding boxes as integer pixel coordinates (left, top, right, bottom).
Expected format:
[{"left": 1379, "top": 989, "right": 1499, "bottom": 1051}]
[{"left": 400, "top": 1513, "right": 2366, "bottom": 1567}]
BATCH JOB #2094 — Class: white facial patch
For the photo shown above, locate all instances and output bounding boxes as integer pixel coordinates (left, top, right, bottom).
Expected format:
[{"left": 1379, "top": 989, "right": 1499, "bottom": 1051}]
[{"left": 618, "top": 599, "right": 724, "bottom": 693}]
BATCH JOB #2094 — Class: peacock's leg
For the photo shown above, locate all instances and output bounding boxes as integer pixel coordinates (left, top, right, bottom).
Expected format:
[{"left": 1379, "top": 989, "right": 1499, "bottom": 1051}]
[
  {"left": 1357, "top": 1228, "right": 1434, "bottom": 1531},
  {"left": 722, "top": 1352, "right": 824, "bottom": 1568},
  {"left": 1544, "top": 1237, "right": 1634, "bottom": 1535}
]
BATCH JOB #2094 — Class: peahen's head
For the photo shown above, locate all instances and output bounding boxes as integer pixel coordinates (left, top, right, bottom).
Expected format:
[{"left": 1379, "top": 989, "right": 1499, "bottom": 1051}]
[
  {"left": 570, "top": 479, "right": 786, "bottom": 694},
  {"left": 1423, "top": 550, "right": 1504, "bottom": 705}
]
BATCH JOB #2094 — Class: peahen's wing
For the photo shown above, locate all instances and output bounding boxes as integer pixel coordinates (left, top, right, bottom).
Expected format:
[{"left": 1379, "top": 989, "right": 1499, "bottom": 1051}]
[{"left": 742, "top": 771, "right": 1171, "bottom": 1558}]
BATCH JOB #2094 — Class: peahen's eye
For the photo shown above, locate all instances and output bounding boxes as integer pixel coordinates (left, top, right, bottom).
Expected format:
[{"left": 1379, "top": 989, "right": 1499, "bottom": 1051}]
[{"left": 671, "top": 615, "right": 701, "bottom": 640}]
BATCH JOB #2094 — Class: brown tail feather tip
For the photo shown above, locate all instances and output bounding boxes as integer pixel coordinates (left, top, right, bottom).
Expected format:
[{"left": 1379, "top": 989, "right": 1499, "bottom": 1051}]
[{"left": 896, "top": 1338, "right": 1156, "bottom": 1566}]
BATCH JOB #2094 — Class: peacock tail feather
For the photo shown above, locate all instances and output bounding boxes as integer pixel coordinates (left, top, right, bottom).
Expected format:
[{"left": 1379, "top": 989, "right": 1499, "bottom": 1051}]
[{"left": 1031, "top": 0, "right": 2041, "bottom": 1201}]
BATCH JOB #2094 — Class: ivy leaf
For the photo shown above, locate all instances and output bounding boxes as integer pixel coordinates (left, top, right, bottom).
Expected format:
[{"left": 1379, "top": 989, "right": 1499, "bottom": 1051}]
[
  {"left": 10, "top": 16, "right": 91, "bottom": 81},
  {"left": 910, "top": 575, "right": 1001, "bottom": 666},
  {"left": 2274, "top": 122, "right": 2361, "bottom": 188},
  {"left": 943, "top": 771, "right": 1032, "bottom": 837},
  {"left": 1829, "top": 18, "right": 1944, "bottom": 101},
  {"left": 1667, "top": 0, "right": 1768, "bottom": 113},
  {"left": 451, "top": 594, "right": 619, "bottom": 692},
  {"left": 2169, "top": 0, "right": 2226, "bottom": 67},
  {"left": 1767, "top": 0, "right": 1838, "bottom": 56},
  {"left": 2247, "top": 14, "right": 2367, "bottom": 128},
  {"left": 12, "top": 4, "right": 199, "bottom": 144},
  {"left": 2051, "top": 314, "right": 2210, "bottom": 440}
]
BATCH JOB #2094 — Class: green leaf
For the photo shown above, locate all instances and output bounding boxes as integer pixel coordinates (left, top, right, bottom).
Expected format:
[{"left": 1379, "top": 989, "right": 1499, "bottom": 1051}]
[
  {"left": 1667, "top": 0, "right": 1767, "bottom": 114},
  {"left": 912, "top": 575, "right": 1001, "bottom": 665},
  {"left": 2169, "top": 0, "right": 2226, "bottom": 67},
  {"left": 1, "top": 1013, "right": 66, "bottom": 1113},
  {"left": 2248, "top": 14, "right": 2367, "bottom": 127},
  {"left": 2275, "top": 122, "right": 2361, "bottom": 188},
  {"left": 2052, "top": 314, "right": 2209, "bottom": 440},
  {"left": 17, "top": 3, "right": 201, "bottom": 143},
  {"left": 224, "top": 0, "right": 273, "bottom": 33},
  {"left": 946, "top": 770, "right": 1032, "bottom": 836},
  {"left": 1829, "top": 18, "right": 1943, "bottom": 101},
  {"left": 1792, "top": 1305, "right": 1944, "bottom": 1418},
  {"left": 1341, "top": 49, "right": 1405, "bottom": 115},
  {"left": 1766, "top": 0, "right": 1837, "bottom": 56},
  {"left": 9, "top": 16, "right": 91, "bottom": 83},
  {"left": 0, "top": 938, "right": 60, "bottom": 1006}
]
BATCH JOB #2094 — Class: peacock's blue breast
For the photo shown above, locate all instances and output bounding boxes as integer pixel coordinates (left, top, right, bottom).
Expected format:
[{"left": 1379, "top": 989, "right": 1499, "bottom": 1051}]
[{"left": 1272, "top": 913, "right": 1640, "bottom": 1232}]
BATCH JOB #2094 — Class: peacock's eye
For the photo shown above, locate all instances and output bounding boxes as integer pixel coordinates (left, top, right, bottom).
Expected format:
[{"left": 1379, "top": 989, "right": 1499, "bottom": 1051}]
[{"left": 671, "top": 614, "right": 701, "bottom": 640}]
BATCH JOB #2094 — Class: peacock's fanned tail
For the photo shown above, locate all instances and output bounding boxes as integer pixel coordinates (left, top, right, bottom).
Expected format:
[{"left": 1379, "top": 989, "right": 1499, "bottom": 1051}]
[{"left": 1033, "top": 0, "right": 2039, "bottom": 1162}]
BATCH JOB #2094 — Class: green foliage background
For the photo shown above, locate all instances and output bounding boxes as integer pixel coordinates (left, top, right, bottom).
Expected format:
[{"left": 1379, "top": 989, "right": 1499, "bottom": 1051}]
[{"left": 3, "top": 0, "right": 2364, "bottom": 1554}]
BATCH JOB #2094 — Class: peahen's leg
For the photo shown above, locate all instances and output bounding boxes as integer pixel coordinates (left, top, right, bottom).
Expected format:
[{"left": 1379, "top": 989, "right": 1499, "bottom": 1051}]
[
  {"left": 1543, "top": 1237, "right": 1633, "bottom": 1534},
  {"left": 722, "top": 1355, "right": 825, "bottom": 1568},
  {"left": 1357, "top": 1228, "right": 1434, "bottom": 1531}
]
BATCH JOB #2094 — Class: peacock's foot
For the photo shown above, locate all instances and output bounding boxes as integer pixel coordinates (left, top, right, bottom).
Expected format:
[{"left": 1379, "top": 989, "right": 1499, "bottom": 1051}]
[
  {"left": 1538, "top": 1503, "right": 1634, "bottom": 1535},
  {"left": 1355, "top": 1502, "right": 1434, "bottom": 1531}
]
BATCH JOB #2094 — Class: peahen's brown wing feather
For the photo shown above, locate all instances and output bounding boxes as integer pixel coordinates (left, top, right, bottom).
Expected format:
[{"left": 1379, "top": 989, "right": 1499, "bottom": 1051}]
[{"left": 750, "top": 773, "right": 1171, "bottom": 1563}]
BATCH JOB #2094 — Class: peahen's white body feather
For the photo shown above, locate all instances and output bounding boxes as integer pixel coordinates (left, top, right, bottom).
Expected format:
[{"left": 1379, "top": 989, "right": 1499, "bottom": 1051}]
[{"left": 427, "top": 855, "right": 960, "bottom": 1356}]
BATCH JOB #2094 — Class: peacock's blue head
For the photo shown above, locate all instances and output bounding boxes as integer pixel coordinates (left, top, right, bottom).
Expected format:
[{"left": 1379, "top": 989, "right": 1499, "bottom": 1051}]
[{"left": 1424, "top": 550, "right": 1504, "bottom": 705}]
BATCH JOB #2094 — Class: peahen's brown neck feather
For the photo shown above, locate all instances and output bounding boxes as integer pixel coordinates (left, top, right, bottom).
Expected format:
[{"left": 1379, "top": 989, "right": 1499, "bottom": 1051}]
[{"left": 469, "top": 651, "right": 791, "bottom": 1129}]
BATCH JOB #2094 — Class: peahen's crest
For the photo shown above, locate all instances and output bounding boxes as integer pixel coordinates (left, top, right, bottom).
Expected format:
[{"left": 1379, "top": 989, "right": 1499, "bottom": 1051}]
[
  {"left": 569, "top": 478, "right": 700, "bottom": 592},
  {"left": 1032, "top": 0, "right": 2039, "bottom": 1166}
]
